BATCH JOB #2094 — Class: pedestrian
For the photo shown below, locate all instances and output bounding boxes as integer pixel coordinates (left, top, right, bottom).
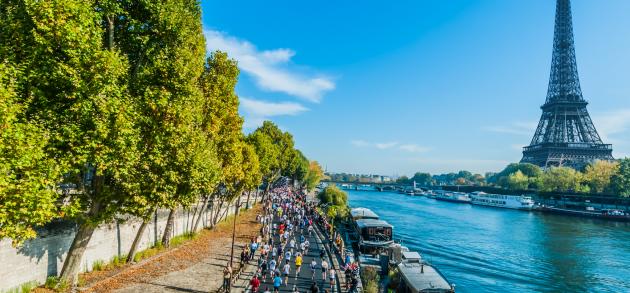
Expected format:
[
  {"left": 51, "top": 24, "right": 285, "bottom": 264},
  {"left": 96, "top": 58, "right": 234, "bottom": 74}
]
[
  {"left": 283, "top": 260, "right": 291, "bottom": 285},
  {"left": 310, "top": 259, "right": 317, "bottom": 280},
  {"left": 309, "top": 281, "right": 319, "bottom": 293},
  {"left": 263, "top": 286, "right": 271, "bottom": 293},
  {"left": 260, "top": 259, "right": 268, "bottom": 281},
  {"left": 321, "top": 260, "right": 328, "bottom": 280},
  {"left": 269, "top": 258, "right": 277, "bottom": 277},
  {"left": 273, "top": 274, "right": 282, "bottom": 292},
  {"left": 295, "top": 253, "right": 303, "bottom": 278},
  {"left": 329, "top": 268, "right": 335, "bottom": 288},
  {"left": 285, "top": 250, "right": 292, "bottom": 262},
  {"left": 349, "top": 276, "right": 358, "bottom": 293},
  {"left": 222, "top": 264, "right": 232, "bottom": 292},
  {"left": 250, "top": 274, "right": 261, "bottom": 293},
  {"left": 319, "top": 250, "right": 325, "bottom": 260}
]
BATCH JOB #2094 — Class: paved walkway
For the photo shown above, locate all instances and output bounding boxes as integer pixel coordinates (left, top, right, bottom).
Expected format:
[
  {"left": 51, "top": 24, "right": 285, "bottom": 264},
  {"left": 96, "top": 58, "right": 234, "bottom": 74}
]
[{"left": 89, "top": 206, "right": 263, "bottom": 293}]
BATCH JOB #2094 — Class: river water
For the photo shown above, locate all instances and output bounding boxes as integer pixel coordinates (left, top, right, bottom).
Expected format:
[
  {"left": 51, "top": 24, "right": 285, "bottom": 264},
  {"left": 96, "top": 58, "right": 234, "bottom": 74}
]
[{"left": 346, "top": 189, "right": 630, "bottom": 293}]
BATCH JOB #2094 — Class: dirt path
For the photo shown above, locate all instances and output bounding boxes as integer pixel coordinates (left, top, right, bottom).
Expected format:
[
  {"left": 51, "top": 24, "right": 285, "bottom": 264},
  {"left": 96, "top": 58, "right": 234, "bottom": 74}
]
[{"left": 81, "top": 205, "right": 262, "bottom": 293}]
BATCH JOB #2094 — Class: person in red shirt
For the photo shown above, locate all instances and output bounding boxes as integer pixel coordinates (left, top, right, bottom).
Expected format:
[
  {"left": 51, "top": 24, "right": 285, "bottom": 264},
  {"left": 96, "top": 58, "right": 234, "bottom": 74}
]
[{"left": 250, "top": 274, "right": 261, "bottom": 292}]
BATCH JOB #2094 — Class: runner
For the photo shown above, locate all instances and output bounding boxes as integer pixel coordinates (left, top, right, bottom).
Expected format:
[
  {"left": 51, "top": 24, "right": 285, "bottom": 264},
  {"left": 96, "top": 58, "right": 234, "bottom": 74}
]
[
  {"left": 283, "top": 260, "right": 291, "bottom": 285},
  {"left": 273, "top": 274, "right": 282, "bottom": 292},
  {"left": 310, "top": 259, "right": 317, "bottom": 280},
  {"left": 294, "top": 253, "right": 303, "bottom": 279},
  {"left": 321, "top": 260, "right": 329, "bottom": 280},
  {"left": 328, "top": 268, "right": 336, "bottom": 289},
  {"left": 250, "top": 275, "right": 261, "bottom": 293}
]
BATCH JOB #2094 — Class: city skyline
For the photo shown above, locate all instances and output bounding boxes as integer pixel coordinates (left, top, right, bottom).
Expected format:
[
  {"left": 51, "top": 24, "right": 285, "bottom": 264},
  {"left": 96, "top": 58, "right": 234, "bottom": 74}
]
[{"left": 201, "top": 0, "right": 630, "bottom": 175}]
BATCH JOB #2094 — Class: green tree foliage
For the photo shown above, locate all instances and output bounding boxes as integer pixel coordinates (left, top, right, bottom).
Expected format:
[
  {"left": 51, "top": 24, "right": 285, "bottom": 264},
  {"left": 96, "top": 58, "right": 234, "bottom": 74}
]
[
  {"left": 0, "top": 64, "right": 62, "bottom": 246},
  {"left": 507, "top": 170, "right": 529, "bottom": 190},
  {"left": 396, "top": 176, "right": 410, "bottom": 184},
  {"left": 304, "top": 161, "right": 324, "bottom": 191},
  {"left": 492, "top": 163, "right": 542, "bottom": 188},
  {"left": 539, "top": 167, "right": 585, "bottom": 192},
  {"left": 583, "top": 160, "right": 619, "bottom": 193},
  {"left": 319, "top": 185, "right": 348, "bottom": 207},
  {"left": 318, "top": 185, "right": 348, "bottom": 219},
  {"left": 411, "top": 172, "right": 433, "bottom": 186},
  {"left": 611, "top": 158, "right": 630, "bottom": 197}
]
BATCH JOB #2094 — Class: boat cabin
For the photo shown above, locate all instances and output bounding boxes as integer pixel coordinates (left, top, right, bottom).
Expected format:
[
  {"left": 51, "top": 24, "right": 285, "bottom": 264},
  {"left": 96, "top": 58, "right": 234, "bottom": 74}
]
[
  {"left": 351, "top": 208, "right": 380, "bottom": 220},
  {"left": 355, "top": 218, "right": 393, "bottom": 247}
]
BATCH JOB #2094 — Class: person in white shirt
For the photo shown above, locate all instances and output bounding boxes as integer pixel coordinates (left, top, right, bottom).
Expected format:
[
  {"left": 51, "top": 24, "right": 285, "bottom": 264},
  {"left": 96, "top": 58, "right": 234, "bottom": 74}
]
[{"left": 310, "top": 259, "right": 317, "bottom": 280}]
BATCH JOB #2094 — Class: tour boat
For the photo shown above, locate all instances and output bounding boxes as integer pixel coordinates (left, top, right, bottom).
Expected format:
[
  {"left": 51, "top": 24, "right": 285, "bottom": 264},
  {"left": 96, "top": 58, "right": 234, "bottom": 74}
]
[
  {"left": 469, "top": 191, "right": 534, "bottom": 210},
  {"left": 432, "top": 191, "right": 471, "bottom": 204}
]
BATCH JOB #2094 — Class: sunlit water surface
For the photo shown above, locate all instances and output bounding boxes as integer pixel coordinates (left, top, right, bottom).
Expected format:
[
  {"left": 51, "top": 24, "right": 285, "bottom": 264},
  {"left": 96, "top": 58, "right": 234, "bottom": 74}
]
[{"left": 346, "top": 190, "right": 630, "bottom": 293}]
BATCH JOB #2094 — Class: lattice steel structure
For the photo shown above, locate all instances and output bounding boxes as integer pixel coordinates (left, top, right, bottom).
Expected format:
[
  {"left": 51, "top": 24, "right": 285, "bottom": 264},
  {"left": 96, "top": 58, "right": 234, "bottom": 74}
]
[{"left": 521, "top": 0, "right": 613, "bottom": 169}]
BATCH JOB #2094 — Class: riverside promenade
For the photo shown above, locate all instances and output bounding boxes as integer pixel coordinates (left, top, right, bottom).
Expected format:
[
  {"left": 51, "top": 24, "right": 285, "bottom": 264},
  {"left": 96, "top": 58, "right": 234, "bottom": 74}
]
[
  {"left": 252, "top": 195, "right": 340, "bottom": 293},
  {"left": 78, "top": 186, "right": 350, "bottom": 293}
]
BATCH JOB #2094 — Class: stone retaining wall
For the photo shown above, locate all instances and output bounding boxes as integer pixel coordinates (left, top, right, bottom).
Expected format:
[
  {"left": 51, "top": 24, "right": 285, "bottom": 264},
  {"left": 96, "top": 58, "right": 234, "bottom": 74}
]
[{"left": 0, "top": 194, "right": 258, "bottom": 291}]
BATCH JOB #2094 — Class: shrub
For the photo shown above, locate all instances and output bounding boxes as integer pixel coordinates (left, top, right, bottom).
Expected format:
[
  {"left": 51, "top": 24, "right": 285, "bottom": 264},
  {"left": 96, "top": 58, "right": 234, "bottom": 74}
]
[{"left": 92, "top": 259, "right": 105, "bottom": 271}]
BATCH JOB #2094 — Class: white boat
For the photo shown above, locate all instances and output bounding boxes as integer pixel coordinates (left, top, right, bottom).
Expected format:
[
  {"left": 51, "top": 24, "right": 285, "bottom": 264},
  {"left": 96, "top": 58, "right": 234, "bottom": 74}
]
[
  {"left": 469, "top": 191, "right": 534, "bottom": 210},
  {"left": 433, "top": 191, "right": 471, "bottom": 204}
]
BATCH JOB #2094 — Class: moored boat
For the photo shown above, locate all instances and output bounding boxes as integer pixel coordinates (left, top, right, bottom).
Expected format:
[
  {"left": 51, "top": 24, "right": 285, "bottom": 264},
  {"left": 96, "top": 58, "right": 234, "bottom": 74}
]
[
  {"left": 432, "top": 191, "right": 471, "bottom": 204},
  {"left": 397, "top": 251, "right": 455, "bottom": 293},
  {"left": 539, "top": 205, "right": 630, "bottom": 221},
  {"left": 469, "top": 191, "right": 534, "bottom": 210}
]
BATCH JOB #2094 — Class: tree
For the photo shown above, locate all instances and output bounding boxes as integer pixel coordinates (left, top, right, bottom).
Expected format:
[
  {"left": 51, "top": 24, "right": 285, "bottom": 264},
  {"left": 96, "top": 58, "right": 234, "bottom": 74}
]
[
  {"left": 507, "top": 170, "right": 529, "bottom": 190},
  {"left": 411, "top": 172, "right": 433, "bottom": 186},
  {"left": 583, "top": 160, "right": 619, "bottom": 193},
  {"left": 397, "top": 176, "right": 410, "bottom": 184},
  {"left": 304, "top": 161, "right": 324, "bottom": 191},
  {"left": 2, "top": 0, "right": 145, "bottom": 284},
  {"left": 539, "top": 167, "right": 585, "bottom": 192},
  {"left": 493, "top": 163, "right": 542, "bottom": 188},
  {"left": 0, "top": 63, "right": 62, "bottom": 246},
  {"left": 611, "top": 158, "right": 630, "bottom": 197}
]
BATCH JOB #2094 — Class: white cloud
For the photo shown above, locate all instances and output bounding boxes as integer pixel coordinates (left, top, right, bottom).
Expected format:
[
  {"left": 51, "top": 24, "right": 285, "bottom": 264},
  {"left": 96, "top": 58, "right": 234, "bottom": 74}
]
[
  {"left": 483, "top": 121, "right": 537, "bottom": 135},
  {"left": 205, "top": 30, "right": 335, "bottom": 102},
  {"left": 351, "top": 140, "right": 370, "bottom": 147},
  {"left": 375, "top": 142, "right": 399, "bottom": 149},
  {"left": 398, "top": 144, "right": 431, "bottom": 153},
  {"left": 592, "top": 109, "right": 630, "bottom": 144},
  {"left": 241, "top": 97, "right": 307, "bottom": 117},
  {"left": 240, "top": 97, "right": 308, "bottom": 128},
  {"left": 351, "top": 140, "right": 430, "bottom": 152}
]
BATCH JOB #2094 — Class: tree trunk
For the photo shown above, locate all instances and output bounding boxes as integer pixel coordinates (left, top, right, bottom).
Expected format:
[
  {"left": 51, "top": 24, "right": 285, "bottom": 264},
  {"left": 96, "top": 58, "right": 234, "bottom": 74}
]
[
  {"left": 127, "top": 219, "right": 149, "bottom": 263},
  {"left": 245, "top": 191, "right": 252, "bottom": 210},
  {"left": 211, "top": 199, "right": 225, "bottom": 227},
  {"left": 190, "top": 200, "right": 201, "bottom": 231},
  {"left": 106, "top": 15, "right": 114, "bottom": 50},
  {"left": 161, "top": 208, "right": 176, "bottom": 247},
  {"left": 191, "top": 195, "right": 209, "bottom": 232},
  {"left": 253, "top": 188, "right": 259, "bottom": 205},
  {"left": 59, "top": 216, "right": 99, "bottom": 285}
]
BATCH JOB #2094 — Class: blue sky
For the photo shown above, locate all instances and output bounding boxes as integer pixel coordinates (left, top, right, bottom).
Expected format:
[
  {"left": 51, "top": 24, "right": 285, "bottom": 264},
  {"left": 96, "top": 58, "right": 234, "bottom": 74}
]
[{"left": 201, "top": 0, "right": 630, "bottom": 176}]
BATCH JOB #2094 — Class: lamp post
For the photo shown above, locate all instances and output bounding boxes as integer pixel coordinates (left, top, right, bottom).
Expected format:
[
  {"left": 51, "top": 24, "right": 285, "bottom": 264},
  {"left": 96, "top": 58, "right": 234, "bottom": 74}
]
[{"left": 229, "top": 196, "right": 241, "bottom": 268}]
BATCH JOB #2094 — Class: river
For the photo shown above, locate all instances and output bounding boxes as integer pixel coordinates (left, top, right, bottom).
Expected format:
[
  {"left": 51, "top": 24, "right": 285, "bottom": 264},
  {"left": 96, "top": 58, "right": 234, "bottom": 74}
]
[{"left": 346, "top": 189, "right": 630, "bottom": 293}]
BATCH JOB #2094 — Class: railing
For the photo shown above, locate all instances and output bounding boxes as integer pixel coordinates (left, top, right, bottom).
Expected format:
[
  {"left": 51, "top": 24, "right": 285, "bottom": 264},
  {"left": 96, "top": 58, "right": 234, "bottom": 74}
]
[{"left": 523, "top": 143, "right": 612, "bottom": 151}]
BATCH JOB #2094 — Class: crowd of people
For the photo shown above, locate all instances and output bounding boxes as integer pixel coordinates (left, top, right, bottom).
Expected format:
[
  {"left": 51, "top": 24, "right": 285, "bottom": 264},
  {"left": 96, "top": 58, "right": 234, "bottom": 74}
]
[{"left": 222, "top": 180, "right": 361, "bottom": 293}]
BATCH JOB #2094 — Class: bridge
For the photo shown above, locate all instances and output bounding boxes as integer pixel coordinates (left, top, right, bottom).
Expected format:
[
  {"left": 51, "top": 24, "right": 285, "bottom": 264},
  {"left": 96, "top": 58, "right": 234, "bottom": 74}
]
[{"left": 321, "top": 180, "right": 429, "bottom": 191}]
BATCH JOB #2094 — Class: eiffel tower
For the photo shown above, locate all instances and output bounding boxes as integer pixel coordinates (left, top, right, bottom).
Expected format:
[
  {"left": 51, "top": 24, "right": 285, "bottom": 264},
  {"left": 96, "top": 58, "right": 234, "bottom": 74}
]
[{"left": 521, "top": 0, "right": 613, "bottom": 169}]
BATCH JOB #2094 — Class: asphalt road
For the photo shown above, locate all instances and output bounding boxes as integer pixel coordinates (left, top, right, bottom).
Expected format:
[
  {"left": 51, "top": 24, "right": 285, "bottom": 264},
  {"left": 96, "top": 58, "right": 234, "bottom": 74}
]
[{"left": 252, "top": 214, "right": 337, "bottom": 293}]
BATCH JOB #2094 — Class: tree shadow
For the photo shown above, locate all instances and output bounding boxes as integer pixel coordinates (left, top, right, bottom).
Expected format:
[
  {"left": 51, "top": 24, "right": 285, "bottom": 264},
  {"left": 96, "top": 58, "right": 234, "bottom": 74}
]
[{"left": 17, "top": 220, "right": 75, "bottom": 277}]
